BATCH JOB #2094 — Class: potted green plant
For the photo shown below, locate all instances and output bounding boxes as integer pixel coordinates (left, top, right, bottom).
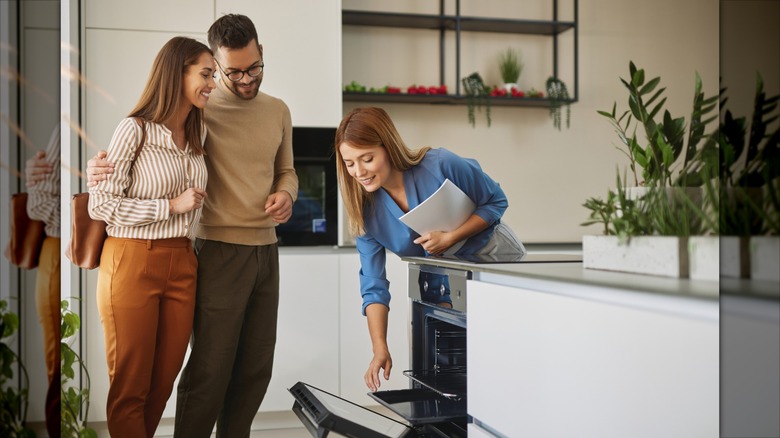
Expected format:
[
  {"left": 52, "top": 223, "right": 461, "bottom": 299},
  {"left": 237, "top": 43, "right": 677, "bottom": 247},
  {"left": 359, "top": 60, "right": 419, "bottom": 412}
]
[
  {"left": 546, "top": 77, "right": 571, "bottom": 131},
  {"left": 498, "top": 48, "right": 523, "bottom": 93},
  {"left": 719, "top": 74, "right": 780, "bottom": 280},
  {"left": 61, "top": 299, "right": 97, "bottom": 438},
  {"left": 461, "top": 72, "right": 491, "bottom": 128},
  {"left": 582, "top": 170, "right": 714, "bottom": 277},
  {"left": 582, "top": 61, "right": 720, "bottom": 279},
  {"left": 597, "top": 62, "right": 718, "bottom": 188},
  {"left": 0, "top": 298, "right": 35, "bottom": 437}
]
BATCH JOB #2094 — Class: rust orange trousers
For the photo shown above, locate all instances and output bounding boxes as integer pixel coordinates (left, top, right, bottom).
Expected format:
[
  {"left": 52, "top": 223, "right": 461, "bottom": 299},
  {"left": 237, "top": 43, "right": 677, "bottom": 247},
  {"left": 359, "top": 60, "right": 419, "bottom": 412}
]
[
  {"left": 96, "top": 237, "right": 197, "bottom": 438},
  {"left": 35, "top": 236, "right": 60, "bottom": 437}
]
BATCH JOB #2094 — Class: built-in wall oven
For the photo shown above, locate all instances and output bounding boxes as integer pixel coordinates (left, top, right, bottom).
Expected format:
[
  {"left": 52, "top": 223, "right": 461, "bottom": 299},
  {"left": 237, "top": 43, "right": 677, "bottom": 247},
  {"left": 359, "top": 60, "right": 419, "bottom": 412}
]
[
  {"left": 289, "top": 263, "right": 471, "bottom": 437},
  {"left": 276, "top": 126, "right": 338, "bottom": 246}
]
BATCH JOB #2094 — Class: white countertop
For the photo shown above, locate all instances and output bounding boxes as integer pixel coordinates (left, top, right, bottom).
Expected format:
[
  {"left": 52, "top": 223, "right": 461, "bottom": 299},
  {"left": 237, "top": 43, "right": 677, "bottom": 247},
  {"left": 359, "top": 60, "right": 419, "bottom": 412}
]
[{"left": 402, "top": 255, "right": 721, "bottom": 322}]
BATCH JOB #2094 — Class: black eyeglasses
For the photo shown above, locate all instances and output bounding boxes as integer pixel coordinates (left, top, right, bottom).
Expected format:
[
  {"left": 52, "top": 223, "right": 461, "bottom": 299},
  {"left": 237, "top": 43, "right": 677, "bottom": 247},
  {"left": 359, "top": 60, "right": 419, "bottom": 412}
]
[{"left": 215, "top": 60, "right": 264, "bottom": 82}]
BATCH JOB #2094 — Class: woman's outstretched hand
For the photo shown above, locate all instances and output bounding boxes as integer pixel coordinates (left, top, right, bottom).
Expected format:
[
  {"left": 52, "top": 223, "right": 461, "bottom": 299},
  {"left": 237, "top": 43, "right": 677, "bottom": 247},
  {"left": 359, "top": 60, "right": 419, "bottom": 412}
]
[{"left": 365, "top": 348, "right": 392, "bottom": 392}]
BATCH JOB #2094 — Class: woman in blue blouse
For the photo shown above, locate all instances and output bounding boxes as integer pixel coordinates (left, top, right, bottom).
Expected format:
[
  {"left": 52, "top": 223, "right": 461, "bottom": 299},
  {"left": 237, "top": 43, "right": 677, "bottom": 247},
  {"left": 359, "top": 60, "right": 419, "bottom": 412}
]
[{"left": 335, "top": 107, "right": 526, "bottom": 391}]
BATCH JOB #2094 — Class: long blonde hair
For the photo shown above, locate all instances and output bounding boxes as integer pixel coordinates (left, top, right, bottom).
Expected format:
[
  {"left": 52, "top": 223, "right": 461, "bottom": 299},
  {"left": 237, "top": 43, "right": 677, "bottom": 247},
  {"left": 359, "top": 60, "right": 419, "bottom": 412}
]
[
  {"left": 129, "top": 36, "right": 211, "bottom": 155},
  {"left": 334, "top": 107, "right": 430, "bottom": 236}
]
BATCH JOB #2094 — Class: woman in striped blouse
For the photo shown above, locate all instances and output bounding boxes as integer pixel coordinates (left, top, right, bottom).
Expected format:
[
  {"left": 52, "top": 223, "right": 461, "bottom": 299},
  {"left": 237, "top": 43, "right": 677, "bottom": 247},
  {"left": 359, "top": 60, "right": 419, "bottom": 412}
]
[
  {"left": 88, "top": 36, "right": 215, "bottom": 438},
  {"left": 25, "top": 126, "right": 61, "bottom": 437}
]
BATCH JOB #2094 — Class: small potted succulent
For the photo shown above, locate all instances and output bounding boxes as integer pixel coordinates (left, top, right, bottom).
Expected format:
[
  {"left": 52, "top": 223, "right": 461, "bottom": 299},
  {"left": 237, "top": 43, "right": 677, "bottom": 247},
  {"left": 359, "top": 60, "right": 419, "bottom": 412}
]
[{"left": 498, "top": 48, "right": 523, "bottom": 93}]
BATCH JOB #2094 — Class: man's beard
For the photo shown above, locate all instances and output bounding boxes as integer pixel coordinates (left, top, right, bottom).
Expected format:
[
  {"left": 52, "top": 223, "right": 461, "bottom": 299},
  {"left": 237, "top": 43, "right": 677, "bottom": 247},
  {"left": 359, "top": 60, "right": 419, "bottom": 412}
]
[{"left": 228, "top": 77, "right": 261, "bottom": 100}]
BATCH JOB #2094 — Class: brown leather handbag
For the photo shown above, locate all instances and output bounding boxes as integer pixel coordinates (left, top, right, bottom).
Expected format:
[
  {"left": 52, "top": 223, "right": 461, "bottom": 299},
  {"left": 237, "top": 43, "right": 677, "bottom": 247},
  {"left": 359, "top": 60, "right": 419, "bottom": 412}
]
[
  {"left": 66, "top": 118, "right": 146, "bottom": 269},
  {"left": 3, "top": 192, "right": 46, "bottom": 269},
  {"left": 65, "top": 192, "right": 107, "bottom": 269}
]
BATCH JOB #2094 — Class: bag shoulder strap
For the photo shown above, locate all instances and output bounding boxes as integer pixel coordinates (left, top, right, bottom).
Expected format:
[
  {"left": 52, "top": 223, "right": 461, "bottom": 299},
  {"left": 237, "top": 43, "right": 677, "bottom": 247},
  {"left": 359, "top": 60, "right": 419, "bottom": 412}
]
[
  {"left": 123, "top": 117, "right": 147, "bottom": 195},
  {"left": 130, "top": 116, "right": 146, "bottom": 167}
]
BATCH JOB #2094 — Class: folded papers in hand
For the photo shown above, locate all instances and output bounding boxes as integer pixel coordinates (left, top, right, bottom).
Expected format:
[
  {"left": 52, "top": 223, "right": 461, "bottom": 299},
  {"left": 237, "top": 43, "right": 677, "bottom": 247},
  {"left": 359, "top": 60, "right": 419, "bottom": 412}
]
[{"left": 399, "top": 179, "right": 476, "bottom": 236}]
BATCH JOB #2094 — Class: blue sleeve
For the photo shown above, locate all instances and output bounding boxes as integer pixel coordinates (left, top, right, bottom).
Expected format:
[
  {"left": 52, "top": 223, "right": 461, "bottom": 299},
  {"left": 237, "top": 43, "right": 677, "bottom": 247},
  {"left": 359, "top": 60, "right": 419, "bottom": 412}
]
[
  {"left": 437, "top": 149, "right": 508, "bottom": 225},
  {"left": 356, "top": 232, "right": 391, "bottom": 315}
]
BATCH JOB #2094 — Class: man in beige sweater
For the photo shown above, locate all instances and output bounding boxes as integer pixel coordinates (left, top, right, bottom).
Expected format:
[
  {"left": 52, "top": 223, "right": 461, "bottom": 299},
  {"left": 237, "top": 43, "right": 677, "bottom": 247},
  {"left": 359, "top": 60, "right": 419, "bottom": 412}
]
[{"left": 80, "top": 14, "right": 298, "bottom": 437}]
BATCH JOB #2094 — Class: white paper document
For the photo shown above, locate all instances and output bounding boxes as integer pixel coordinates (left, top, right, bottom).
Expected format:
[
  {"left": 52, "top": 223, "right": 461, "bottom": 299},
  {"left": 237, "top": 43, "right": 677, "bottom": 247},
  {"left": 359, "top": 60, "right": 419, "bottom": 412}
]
[{"left": 399, "top": 179, "right": 476, "bottom": 236}]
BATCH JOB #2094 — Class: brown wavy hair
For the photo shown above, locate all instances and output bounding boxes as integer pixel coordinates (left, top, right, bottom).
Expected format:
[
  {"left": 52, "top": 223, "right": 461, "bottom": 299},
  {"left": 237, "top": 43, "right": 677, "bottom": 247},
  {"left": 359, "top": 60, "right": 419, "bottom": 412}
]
[
  {"left": 334, "top": 107, "right": 430, "bottom": 237},
  {"left": 207, "top": 13, "right": 259, "bottom": 52},
  {"left": 128, "top": 36, "right": 211, "bottom": 155}
]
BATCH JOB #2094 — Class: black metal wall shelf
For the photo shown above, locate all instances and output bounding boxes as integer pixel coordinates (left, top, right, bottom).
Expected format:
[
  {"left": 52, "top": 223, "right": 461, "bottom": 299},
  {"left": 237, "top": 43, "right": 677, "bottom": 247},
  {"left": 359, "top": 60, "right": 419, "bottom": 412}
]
[
  {"left": 343, "top": 92, "right": 573, "bottom": 108},
  {"left": 342, "top": 0, "right": 579, "bottom": 108},
  {"left": 343, "top": 10, "right": 575, "bottom": 36}
]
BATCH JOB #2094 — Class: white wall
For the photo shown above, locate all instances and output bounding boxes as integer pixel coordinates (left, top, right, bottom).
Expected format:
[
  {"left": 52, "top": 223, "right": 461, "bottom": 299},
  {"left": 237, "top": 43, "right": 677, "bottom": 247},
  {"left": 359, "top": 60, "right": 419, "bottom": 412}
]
[
  {"left": 720, "top": 0, "right": 780, "bottom": 125},
  {"left": 342, "top": 0, "right": 720, "bottom": 243}
]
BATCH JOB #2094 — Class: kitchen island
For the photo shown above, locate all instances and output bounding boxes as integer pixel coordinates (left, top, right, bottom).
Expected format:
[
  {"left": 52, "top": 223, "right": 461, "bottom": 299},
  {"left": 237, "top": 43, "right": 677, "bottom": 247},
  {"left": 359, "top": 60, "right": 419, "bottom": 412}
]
[{"left": 402, "top": 255, "right": 719, "bottom": 438}]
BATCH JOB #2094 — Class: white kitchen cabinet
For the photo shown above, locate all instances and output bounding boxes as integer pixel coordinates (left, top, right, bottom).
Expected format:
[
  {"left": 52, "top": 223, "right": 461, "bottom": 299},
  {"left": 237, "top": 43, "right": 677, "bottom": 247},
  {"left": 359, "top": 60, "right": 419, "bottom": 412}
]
[
  {"left": 85, "top": 0, "right": 212, "bottom": 33},
  {"left": 468, "top": 423, "right": 497, "bottom": 438},
  {"left": 339, "top": 251, "right": 411, "bottom": 404},
  {"left": 467, "top": 280, "right": 719, "bottom": 438},
  {"left": 260, "top": 252, "right": 340, "bottom": 412}
]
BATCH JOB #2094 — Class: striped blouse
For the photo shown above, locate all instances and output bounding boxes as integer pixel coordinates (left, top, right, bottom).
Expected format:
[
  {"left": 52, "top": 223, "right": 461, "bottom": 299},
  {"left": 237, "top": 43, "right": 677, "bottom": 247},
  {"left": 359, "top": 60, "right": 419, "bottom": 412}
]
[
  {"left": 27, "top": 127, "right": 61, "bottom": 238},
  {"left": 89, "top": 117, "right": 208, "bottom": 239}
]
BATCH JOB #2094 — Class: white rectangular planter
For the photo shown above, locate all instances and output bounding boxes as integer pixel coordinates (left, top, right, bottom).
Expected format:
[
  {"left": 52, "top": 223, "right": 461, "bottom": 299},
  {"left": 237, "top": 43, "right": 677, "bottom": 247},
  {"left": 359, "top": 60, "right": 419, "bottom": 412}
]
[
  {"left": 720, "top": 236, "right": 750, "bottom": 278},
  {"left": 750, "top": 236, "right": 780, "bottom": 282},
  {"left": 688, "top": 236, "right": 719, "bottom": 281},
  {"left": 582, "top": 235, "right": 688, "bottom": 278}
]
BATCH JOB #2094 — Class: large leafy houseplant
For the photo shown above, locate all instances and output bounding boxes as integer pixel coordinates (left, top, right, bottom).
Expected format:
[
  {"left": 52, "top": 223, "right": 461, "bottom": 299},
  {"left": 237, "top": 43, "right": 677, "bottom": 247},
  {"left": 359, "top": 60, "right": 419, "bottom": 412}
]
[
  {"left": 597, "top": 61, "right": 719, "bottom": 188},
  {"left": 719, "top": 73, "right": 780, "bottom": 237},
  {"left": 718, "top": 74, "right": 780, "bottom": 280},
  {"left": 586, "top": 61, "right": 720, "bottom": 236},
  {"left": 582, "top": 61, "right": 720, "bottom": 278},
  {"left": 0, "top": 299, "right": 34, "bottom": 437},
  {"left": 61, "top": 300, "right": 97, "bottom": 438}
]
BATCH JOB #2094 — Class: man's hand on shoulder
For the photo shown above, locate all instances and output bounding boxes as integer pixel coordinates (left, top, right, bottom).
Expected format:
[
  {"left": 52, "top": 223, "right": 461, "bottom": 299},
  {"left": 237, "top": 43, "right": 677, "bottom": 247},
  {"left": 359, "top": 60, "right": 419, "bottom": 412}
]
[
  {"left": 86, "top": 150, "right": 114, "bottom": 187},
  {"left": 265, "top": 191, "right": 293, "bottom": 224},
  {"left": 25, "top": 151, "right": 53, "bottom": 188}
]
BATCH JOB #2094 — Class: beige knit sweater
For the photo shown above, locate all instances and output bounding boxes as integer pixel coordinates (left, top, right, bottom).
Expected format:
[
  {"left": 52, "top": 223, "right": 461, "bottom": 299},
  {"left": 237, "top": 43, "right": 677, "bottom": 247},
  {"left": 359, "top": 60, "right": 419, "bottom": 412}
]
[{"left": 195, "top": 78, "right": 298, "bottom": 245}]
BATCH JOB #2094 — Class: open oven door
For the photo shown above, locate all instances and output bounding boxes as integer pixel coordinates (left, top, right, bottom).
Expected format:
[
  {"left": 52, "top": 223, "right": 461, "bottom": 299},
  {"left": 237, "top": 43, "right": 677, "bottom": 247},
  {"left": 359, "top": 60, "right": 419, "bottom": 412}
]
[{"left": 289, "top": 381, "right": 416, "bottom": 438}]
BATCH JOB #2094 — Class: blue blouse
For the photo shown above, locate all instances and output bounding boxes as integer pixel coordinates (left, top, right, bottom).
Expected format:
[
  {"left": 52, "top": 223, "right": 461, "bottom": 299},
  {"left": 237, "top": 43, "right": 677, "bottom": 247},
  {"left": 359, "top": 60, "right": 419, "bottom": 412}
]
[{"left": 356, "top": 148, "right": 508, "bottom": 314}]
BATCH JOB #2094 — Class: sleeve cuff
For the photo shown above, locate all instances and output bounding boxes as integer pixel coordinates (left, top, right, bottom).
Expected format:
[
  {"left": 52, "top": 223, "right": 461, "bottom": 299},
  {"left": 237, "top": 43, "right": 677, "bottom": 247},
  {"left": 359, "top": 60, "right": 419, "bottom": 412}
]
[
  {"left": 361, "top": 297, "right": 390, "bottom": 316},
  {"left": 156, "top": 199, "right": 171, "bottom": 221}
]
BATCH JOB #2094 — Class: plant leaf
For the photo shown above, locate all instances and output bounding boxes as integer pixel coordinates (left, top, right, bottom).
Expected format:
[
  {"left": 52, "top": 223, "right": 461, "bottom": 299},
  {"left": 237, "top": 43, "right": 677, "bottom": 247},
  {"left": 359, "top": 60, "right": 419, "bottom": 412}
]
[{"left": 639, "top": 77, "right": 661, "bottom": 96}]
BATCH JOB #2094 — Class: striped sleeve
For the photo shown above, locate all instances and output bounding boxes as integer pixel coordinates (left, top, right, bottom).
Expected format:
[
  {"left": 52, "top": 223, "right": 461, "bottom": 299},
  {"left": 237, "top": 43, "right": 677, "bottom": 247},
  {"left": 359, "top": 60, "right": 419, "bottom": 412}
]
[
  {"left": 88, "top": 118, "right": 169, "bottom": 227},
  {"left": 26, "top": 127, "right": 61, "bottom": 237}
]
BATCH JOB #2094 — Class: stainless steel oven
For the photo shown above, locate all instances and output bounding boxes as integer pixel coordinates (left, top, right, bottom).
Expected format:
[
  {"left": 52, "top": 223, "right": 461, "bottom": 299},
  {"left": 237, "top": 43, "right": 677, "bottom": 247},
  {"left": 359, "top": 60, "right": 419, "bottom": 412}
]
[{"left": 289, "top": 263, "right": 471, "bottom": 437}]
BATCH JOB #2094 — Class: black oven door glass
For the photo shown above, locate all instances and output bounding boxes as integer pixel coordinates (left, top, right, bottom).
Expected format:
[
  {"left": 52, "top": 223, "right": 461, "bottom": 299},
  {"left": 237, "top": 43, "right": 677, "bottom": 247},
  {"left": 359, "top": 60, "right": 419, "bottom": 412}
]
[
  {"left": 368, "top": 388, "right": 467, "bottom": 426},
  {"left": 289, "top": 381, "right": 414, "bottom": 438},
  {"left": 279, "top": 164, "right": 328, "bottom": 233},
  {"left": 277, "top": 127, "right": 338, "bottom": 246},
  {"left": 402, "top": 370, "right": 466, "bottom": 401}
]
